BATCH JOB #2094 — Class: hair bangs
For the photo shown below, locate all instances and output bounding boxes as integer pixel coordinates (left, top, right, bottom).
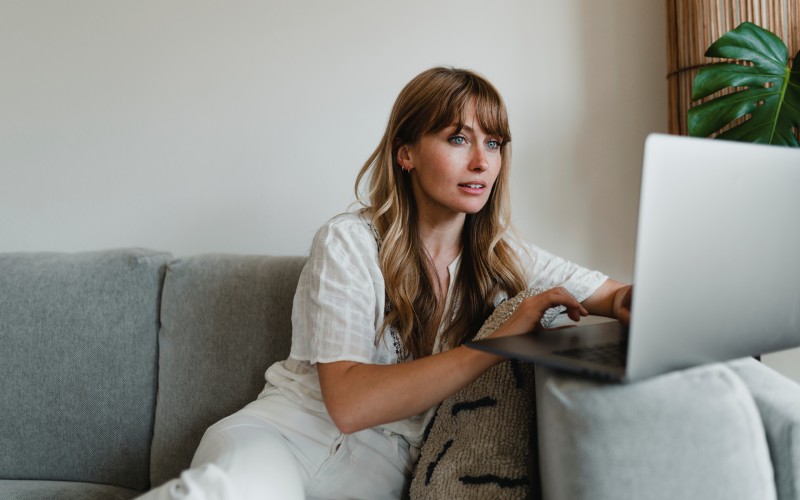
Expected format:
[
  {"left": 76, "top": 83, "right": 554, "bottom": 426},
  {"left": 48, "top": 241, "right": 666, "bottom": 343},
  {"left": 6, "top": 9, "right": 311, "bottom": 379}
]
[
  {"left": 425, "top": 75, "right": 511, "bottom": 147},
  {"left": 471, "top": 86, "right": 511, "bottom": 146}
]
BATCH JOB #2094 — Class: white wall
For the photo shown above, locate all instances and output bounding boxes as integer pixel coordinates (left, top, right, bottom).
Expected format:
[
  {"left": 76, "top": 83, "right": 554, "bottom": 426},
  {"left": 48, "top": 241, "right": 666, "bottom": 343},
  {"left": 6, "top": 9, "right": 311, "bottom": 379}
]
[
  {"left": 0, "top": 0, "right": 660, "bottom": 278},
  {"left": 2, "top": 0, "right": 797, "bottom": 383}
]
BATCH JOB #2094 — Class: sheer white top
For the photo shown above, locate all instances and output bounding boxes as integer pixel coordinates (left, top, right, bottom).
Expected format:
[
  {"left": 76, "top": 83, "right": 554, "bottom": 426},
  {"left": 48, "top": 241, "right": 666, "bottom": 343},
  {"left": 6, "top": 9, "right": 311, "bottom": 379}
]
[{"left": 263, "top": 212, "right": 607, "bottom": 448}]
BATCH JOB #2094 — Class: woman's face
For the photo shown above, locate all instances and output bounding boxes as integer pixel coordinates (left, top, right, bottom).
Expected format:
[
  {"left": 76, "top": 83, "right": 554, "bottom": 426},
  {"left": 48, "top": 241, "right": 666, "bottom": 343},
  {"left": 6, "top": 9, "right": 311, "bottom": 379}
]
[{"left": 398, "top": 104, "right": 503, "bottom": 222}]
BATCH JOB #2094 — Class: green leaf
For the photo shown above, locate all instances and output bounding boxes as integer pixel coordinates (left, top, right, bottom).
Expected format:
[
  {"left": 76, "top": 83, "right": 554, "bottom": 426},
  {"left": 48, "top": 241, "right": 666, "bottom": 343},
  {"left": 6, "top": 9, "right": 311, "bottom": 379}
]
[{"left": 688, "top": 22, "right": 800, "bottom": 147}]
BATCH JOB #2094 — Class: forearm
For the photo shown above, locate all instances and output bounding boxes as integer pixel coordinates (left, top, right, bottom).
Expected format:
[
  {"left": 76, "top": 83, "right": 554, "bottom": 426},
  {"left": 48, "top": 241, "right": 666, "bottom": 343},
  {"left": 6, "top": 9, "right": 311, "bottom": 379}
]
[
  {"left": 320, "top": 287, "right": 591, "bottom": 434},
  {"left": 319, "top": 345, "right": 503, "bottom": 434},
  {"left": 582, "top": 278, "right": 628, "bottom": 318}
]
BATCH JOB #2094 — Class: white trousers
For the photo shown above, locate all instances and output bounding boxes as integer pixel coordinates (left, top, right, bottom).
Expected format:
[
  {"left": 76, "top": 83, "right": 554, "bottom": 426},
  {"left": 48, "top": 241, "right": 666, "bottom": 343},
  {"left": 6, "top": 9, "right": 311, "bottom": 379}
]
[{"left": 137, "top": 392, "right": 413, "bottom": 500}]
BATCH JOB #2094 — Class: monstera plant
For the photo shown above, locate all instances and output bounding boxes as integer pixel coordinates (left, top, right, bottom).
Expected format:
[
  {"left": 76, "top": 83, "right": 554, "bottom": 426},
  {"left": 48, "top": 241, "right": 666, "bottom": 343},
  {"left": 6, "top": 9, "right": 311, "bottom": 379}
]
[{"left": 688, "top": 21, "right": 800, "bottom": 147}]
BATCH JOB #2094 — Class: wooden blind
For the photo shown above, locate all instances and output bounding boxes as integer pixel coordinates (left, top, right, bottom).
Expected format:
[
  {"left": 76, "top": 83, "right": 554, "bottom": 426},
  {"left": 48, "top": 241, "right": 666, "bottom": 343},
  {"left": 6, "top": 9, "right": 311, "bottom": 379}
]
[{"left": 666, "top": 0, "right": 800, "bottom": 135}]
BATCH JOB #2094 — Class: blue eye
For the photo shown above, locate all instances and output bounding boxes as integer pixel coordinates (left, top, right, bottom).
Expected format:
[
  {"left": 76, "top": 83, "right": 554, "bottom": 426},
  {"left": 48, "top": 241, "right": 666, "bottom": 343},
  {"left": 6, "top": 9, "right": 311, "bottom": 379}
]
[
  {"left": 487, "top": 140, "right": 500, "bottom": 150},
  {"left": 449, "top": 136, "right": 466, "bottom": 145}
]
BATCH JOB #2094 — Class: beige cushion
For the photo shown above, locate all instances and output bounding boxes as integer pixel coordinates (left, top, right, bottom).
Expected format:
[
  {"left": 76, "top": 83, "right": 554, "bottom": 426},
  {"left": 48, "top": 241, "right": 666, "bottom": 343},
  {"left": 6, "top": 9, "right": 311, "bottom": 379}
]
[{"left": 409, "top": 288, "right": 557, "bottom": 499}]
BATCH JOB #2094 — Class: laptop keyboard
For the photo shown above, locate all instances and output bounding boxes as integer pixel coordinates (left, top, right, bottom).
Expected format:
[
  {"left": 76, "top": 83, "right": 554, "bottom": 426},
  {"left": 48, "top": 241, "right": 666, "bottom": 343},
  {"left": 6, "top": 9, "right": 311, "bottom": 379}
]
[{"left": 553, "top": 341, "right": 628, "bottom": 367}]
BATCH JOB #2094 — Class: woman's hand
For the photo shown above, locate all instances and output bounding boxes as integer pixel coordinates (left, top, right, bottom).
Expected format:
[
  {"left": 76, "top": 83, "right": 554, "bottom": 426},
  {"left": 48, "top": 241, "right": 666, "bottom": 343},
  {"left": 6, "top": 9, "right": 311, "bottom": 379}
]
[
  {"left": 489, "top": 287, "right": 588, "bottom": 339},
  {"left": 582, "top": 279, "right": 632, "bottom": 326},
  {"left": 613, "top": 285, "right": 633, "bottom": 327}
]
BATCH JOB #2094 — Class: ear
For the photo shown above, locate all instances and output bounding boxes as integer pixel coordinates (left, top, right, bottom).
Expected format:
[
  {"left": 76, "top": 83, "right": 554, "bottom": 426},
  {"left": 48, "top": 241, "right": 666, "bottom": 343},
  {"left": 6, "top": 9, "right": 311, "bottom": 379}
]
[{"left": 396, "top": 144, "right": 414, "bottom": 172}]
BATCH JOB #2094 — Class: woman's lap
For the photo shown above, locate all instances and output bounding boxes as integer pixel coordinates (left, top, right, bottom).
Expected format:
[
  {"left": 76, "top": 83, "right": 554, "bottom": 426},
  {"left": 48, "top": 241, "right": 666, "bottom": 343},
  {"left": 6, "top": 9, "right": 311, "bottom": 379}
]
[
  {"left": 137, "top": 392, "right": 412, "bottom": 499},
  {"left": 238, "top": 394, "right": 413, "bottom": 499}
]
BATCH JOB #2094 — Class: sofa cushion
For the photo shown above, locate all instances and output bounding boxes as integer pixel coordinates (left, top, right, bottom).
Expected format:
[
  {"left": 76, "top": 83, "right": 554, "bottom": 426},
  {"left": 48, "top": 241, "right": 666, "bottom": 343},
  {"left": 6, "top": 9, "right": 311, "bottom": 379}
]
[
  {"left": 410, "top": 359, "right": 536, "bottom": 500},
  {"left": 0, "top": 249, "right": 170, "bottom": 491},
  {"left": 150, "top": 254, "right": 307, "bottom": 487},
  {"left": 729, "top": 357, "right": 800, "bottom": 500},
  {"left": 409, "top": 287, "right": 561, "bottom": 499},
  {"left": 0, "top": 479, "right": 140, "bottom": 500},
  {"left": 535, "top": 362, "right": 777, "bottom": 500}
]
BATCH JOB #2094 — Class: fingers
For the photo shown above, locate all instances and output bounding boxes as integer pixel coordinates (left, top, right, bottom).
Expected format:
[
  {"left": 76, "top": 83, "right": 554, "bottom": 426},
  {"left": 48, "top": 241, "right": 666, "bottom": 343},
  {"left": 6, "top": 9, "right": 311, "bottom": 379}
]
[
  {"left": 540, "top": 287, "right": 587, "bottom": 322},
  {"left": 491, "top": 287, "right": 587, "bottom": 339},
  {"left": 522, "top": 287, "right": 587, "bottom": 325}
]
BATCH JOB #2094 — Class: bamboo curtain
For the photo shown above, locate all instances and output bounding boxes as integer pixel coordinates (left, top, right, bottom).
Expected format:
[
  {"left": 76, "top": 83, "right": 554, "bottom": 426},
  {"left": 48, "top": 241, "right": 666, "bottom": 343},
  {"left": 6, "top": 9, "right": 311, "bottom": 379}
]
[{"left": 666, "top": 0, "right": 800, "bottom": 135}]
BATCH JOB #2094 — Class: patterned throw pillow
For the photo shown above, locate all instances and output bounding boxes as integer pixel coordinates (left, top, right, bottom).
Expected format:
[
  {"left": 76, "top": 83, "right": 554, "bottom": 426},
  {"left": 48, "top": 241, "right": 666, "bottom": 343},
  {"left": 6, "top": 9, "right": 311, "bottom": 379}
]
[{"left": 408, "top": 288, "right": 561, "bottom": 500}]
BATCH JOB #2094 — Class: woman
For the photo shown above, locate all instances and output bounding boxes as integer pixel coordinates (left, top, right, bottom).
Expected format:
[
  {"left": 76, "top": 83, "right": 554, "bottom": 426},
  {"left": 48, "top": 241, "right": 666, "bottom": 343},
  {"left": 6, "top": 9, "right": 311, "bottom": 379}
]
[{"left": 140, "top": 66, "right": 631, "bottom": 500}]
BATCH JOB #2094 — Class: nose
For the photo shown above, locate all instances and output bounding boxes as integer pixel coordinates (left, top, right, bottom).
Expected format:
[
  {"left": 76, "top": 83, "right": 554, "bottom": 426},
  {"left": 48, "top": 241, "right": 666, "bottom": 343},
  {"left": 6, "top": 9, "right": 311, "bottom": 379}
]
[{"left": 470, "top": 145, "right": 489, "bottom": 172}]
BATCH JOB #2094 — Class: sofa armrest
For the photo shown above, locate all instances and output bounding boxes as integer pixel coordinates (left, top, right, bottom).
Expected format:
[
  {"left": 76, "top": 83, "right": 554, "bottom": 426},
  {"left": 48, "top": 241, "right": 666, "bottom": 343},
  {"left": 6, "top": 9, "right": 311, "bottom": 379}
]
[
  {"left": 728, "top": 358, "right": 800, "bottom": 500},
  {"left": 534, "top": 363, "right": 777, "bottom": 500}
]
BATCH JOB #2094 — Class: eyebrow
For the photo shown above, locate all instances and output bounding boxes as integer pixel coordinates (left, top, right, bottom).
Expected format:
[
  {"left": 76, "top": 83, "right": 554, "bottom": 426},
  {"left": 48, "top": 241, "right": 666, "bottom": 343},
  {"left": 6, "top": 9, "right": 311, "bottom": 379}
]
[
  {"left": 447, "top": 119, "right": 503, "bottom": 140},
  {"left": 452, "top": 123, "right": 500, "bottom": 139}
]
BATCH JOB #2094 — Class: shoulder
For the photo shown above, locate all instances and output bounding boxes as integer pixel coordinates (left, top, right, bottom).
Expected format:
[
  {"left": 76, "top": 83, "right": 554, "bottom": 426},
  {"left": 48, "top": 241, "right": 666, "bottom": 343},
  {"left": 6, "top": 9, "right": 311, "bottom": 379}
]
[
  {"left": 502, "top": 232, "right": 550, "bottom": 266},
  {"left": 317, "top": 211, "right": 371, "bottom": 233},
  {"left": 295, "top": 211, "right": 384, "bottom": 307},
  {"left": 311, "top": 211, "right": 377, "bottom": 249},
  {"left": 502, "top": 232, "right": 608, "bottom": 301},
  {"left": 307, "top": 211, "right": 380, "bottom": 270},
  {"left": 501, "top": 232, "right": 585, "bottom": 282}
]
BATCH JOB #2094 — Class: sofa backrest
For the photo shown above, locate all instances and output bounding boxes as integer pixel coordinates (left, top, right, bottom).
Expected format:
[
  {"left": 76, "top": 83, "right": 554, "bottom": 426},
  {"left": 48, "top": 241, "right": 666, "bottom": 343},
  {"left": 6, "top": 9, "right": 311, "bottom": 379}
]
[
  {"left": 148, "top": 254, "right": 307, "bottom": 488},
  {"left": 0, "top": 249, "right": 170, "bottom": 491}
]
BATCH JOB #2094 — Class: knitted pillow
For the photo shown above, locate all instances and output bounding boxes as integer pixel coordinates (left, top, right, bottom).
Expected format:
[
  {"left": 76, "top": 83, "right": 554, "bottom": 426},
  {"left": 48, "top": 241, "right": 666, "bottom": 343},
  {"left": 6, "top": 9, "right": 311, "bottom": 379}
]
[{"left": 409, "top": 288, "right": 562, "bottom": 500}]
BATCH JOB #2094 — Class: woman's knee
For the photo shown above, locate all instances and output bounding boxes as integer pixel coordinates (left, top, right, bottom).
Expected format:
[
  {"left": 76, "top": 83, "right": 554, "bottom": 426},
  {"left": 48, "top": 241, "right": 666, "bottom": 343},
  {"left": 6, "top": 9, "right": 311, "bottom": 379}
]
[{"left": 190, "top": 414, "right": 305, "bottom": 499}]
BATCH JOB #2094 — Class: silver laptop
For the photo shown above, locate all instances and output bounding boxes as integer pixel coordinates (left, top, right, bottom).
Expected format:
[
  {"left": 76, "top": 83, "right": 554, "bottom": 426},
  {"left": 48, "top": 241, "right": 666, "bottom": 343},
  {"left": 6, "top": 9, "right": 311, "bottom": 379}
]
[{"left": 468, "top": 133, "right": 800, "bottom": 382}]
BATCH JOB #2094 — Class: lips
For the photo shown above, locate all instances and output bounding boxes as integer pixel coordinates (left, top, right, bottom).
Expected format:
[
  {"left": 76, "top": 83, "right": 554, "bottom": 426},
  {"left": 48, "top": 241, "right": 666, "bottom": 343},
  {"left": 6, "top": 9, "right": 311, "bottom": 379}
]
[{"left": 457, "top": 182, "right": 488, "bottom": 196}]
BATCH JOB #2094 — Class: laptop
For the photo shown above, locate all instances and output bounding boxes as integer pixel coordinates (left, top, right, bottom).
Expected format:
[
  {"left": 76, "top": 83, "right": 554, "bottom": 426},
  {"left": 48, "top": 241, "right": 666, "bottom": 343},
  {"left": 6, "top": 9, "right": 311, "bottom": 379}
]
[{"left": 467, "top": 133, "right": 800, "bottom": 382}]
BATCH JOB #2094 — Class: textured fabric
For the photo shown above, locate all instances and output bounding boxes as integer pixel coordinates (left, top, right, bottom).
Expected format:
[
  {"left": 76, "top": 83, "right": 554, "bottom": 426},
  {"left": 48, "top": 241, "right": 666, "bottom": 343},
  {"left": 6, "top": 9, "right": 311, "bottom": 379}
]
[
  {"left": 150, "top": 254, "right": 306, "bottom": 488},
  {"left": 409, "top": 360, "right": 535, "bottom": 500},
  {"left": 268, "top": 211, "right": 607, "bottom": 450},
  {"left": 0, "top": 480, "right": 140, "bottom": 500},
  {"left": 0, "top": 249, "right": 170, "bottom": 490},
  {"left": 266, "top": 213, "right": 459, "bottom": 450},
  {"left": 535, "top": 362, "right": 777, "bottom": 500},
  {"left": 729, "top": 357, "right": 800, "bottom": 500},
  {"left": 410, "top": 287, "right": 559, "bottom": 500},
  {"left": 288, "top": 213, "right": 395, "bottom": 365},
  {"left": 502, "top": 237, "right": 608, "bottom": 306},
  {"left": 290, "top": 212, "right": 606, "bottom": 365}
]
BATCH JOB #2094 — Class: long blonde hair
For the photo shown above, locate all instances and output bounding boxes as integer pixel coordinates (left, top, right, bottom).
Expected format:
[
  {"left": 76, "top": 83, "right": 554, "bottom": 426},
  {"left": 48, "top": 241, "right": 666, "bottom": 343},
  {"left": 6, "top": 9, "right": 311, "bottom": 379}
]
[{"left": 355, "top": 67, "right": 527, "bottom": 359}]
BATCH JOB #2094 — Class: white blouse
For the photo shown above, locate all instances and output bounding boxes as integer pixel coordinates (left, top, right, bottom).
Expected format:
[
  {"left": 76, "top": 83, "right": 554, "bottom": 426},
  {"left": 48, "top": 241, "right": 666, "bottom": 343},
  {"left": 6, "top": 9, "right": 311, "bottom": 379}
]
[{"left": 263, "top": 211, "right": 607, "bottom": 448}]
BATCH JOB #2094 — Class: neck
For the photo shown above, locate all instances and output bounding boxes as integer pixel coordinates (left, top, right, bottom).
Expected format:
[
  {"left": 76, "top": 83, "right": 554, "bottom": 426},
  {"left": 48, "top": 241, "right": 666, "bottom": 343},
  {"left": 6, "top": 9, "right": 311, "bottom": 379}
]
[{"left": 417, "top": 212, "right": 464, "bottom": 266}]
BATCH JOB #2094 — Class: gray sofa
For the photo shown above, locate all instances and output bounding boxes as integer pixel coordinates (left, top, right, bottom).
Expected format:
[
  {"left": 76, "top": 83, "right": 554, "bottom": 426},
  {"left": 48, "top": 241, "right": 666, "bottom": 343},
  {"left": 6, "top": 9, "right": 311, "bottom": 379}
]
[
  {"left": 1, "top": 248, "right": 798, "bottom": 499},
  {"left": 1, "top": 249, "right": 305, "bottom": 499}
]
